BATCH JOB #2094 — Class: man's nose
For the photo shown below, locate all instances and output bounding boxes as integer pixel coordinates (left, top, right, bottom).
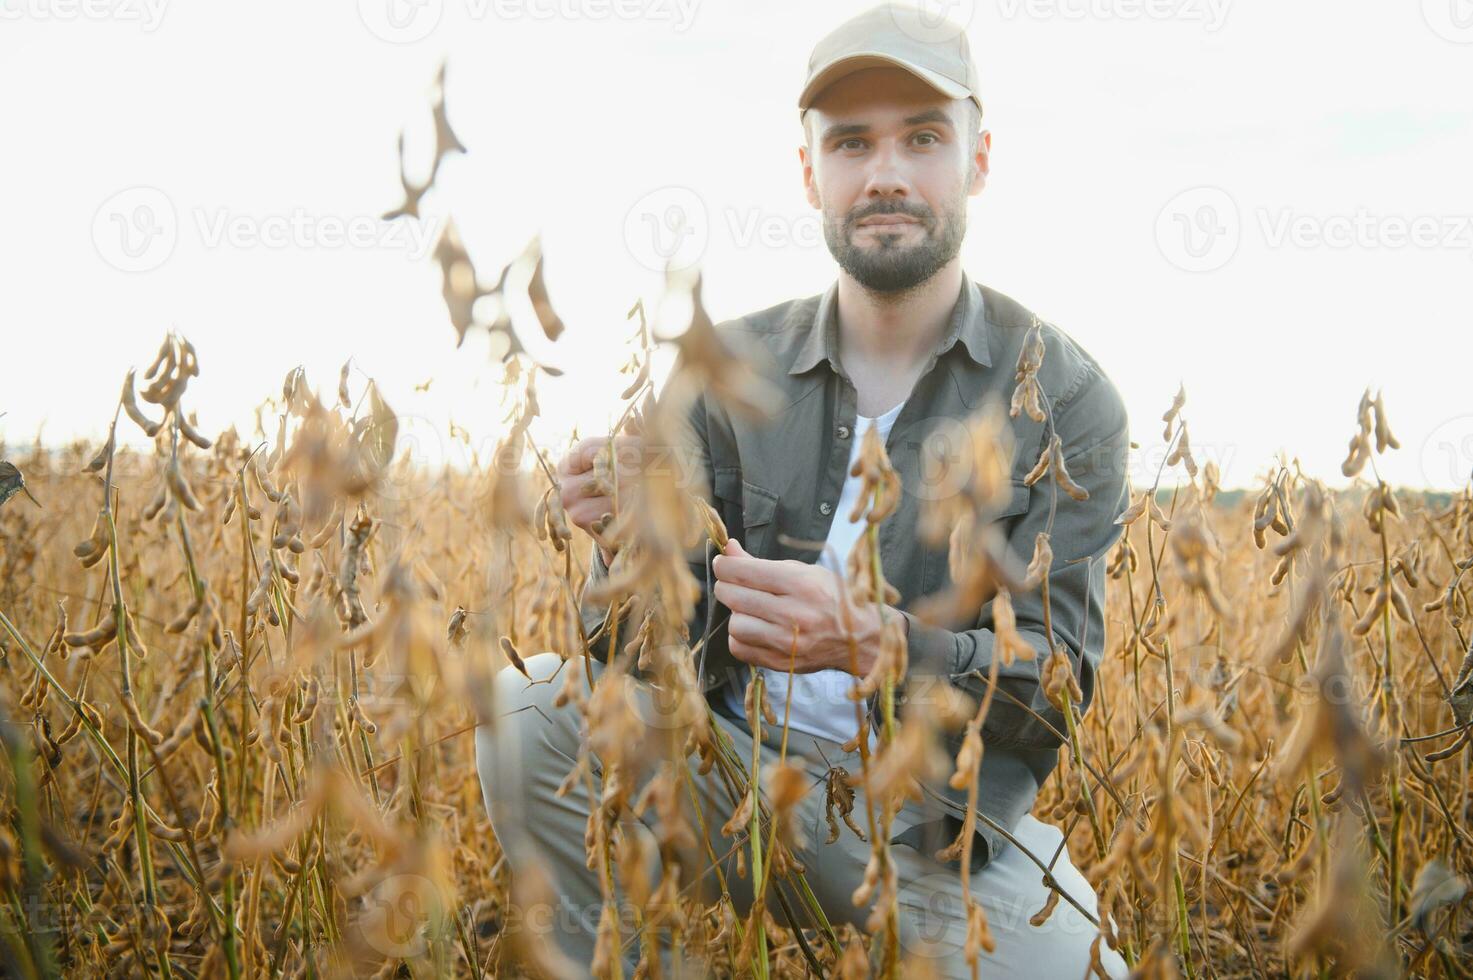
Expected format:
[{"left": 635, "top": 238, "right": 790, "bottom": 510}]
[{"left": 862, "top": 141, "right": 912, "bottom": 199}]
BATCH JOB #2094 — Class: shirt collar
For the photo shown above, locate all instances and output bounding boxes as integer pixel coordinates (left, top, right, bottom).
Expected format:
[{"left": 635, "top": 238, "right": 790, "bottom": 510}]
[{"left": 787, "top": 271, "right": 993, "bottom": 376}]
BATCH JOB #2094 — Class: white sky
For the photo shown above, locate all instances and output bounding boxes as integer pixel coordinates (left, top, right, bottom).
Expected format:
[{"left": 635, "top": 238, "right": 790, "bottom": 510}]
[{"left": 3, "top": 0, "right": 1472, "bottom": 490}]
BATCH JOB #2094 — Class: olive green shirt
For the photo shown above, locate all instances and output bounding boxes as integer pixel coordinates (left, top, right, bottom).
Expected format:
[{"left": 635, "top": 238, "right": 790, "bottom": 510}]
[{"left": 581, "top": 271, "right": 1130, "bottom": 868}]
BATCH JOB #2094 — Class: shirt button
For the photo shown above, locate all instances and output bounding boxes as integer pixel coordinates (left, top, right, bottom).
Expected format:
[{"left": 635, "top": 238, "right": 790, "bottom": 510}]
[
  {"left": 819, "top": 501, "right": 833, "bottom": 516},
  {"left": 836, "top": 424, "right": 852, "bottom": 440}
]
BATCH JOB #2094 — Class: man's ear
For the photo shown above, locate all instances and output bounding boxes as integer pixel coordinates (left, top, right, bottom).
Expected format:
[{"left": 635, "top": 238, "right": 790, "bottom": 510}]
[
  {"left": 968, "top": 129, "right": 992, "bottom": 196},
  {"left": 800, "top": 143, "right": 821, "bottom": 209}
]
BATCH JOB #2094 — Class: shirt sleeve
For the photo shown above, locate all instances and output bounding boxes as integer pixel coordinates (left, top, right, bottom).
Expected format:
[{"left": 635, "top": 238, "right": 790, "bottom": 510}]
[
  {"left": 899, "top": 360, "right": 1131, "bottom": 751},
  {"left": 576, "top": 381, "right": 721, "bottom": 671},
  {"left": 576, "top": 537, "right": 615, "bottom": 659}
]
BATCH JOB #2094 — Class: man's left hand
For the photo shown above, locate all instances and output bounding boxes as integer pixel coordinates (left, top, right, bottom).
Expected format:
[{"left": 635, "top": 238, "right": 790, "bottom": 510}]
[{"left": 712, "top": 538, "right": 900, "bottom": 676}]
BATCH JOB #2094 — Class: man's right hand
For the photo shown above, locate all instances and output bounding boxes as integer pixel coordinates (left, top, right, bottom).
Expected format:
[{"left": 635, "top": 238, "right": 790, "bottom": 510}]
[{"left": 557, "top": 434, "right": 644, "bottom": 567}]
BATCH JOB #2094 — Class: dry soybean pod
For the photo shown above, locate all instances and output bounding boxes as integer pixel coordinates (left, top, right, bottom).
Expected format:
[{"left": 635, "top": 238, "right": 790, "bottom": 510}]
[
  {"left": 63, "top": 610, "right": 117, "bottom": 652},
  {"left": 119, "top": 687, "right": 166, "bottom": 746},
  {"left": 289, "top": 676, "right": 320, "bottom": 725},
  {"left": 178, "top": 411, "right": 212, "bottom": 450},
  {"left": 167, "top": 459, "right": 202, "bottom": 512},
  {"left": 121, "top": 369, "right": 163, "bottom": 437}
]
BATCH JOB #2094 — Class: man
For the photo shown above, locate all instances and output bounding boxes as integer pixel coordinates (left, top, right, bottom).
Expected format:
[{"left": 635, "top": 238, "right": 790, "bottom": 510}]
[{"left": 477, "top": 4, "right": 1131, "bottom": 975}]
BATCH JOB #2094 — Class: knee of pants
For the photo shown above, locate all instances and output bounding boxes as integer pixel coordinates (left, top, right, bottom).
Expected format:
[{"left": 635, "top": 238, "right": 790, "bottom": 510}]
[
  {"left": 489, "top": 652, "right": 577, "bottom": 732},
  {"left": 476, "top": 653, "right": 577, "bottom": 806}
]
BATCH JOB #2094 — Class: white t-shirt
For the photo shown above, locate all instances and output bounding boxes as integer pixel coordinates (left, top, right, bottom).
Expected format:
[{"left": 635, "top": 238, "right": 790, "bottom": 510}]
[{"left": 723, "top": 399, "right": 906, "bottom": 746}]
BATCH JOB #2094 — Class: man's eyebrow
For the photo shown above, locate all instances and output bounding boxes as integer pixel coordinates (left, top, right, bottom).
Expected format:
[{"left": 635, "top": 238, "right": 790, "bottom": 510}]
[
  {"left": 819, "top": 108, "right": 955, "bottom": 143},
  {"left": 902, "top": 108, "right": 954, "bottom": 129},
  {"left": 820, "top": 121, "right": 870, "bottom": 143}
]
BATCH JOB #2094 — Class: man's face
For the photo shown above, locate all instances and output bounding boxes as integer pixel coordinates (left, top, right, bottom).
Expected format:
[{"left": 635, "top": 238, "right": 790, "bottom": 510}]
[{"left": 800, "top": 67, "right": 990, "bottom": 293}]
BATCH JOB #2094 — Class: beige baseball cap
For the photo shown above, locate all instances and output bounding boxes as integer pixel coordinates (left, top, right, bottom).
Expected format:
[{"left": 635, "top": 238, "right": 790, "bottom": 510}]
[{"left": 798, "top": 3, "right": 983, "bottom": 122}]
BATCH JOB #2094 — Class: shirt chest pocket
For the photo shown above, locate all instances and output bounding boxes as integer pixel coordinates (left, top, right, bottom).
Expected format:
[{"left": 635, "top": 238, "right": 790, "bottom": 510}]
[
  {"left": 918, "top": 477, "right": 1034, "bottom": 602},
  {"left": 713, "top": 467, "right": 779, "bottom": 558}
]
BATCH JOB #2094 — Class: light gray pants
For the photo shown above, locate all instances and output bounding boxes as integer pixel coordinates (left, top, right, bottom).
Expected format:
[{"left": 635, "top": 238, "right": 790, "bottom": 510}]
[{"left": 475, "top": 653, "right": 1126, "bottom": 978}]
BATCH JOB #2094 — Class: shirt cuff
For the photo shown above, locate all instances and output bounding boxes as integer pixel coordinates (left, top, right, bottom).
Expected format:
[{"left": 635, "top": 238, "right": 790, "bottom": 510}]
[
  {"left": 579, "top": 540, "right": 614, "bottom": 633},
  {"left": 899, "top": 608, "right": 957, "bottom": 680}
]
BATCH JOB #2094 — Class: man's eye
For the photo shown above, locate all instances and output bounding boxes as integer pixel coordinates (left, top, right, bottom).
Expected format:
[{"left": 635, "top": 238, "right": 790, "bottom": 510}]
[
  {"left": 913, "top": 132, "right": 939, "bottom": 146},
  {"left": 839, "top": 138, "right": 866, "bottom": 151}
]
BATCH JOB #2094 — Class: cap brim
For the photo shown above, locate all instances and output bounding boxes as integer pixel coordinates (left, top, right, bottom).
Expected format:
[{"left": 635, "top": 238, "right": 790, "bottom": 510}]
[{"left": 798, "top": 53, "right": 971, "bottom": 111}]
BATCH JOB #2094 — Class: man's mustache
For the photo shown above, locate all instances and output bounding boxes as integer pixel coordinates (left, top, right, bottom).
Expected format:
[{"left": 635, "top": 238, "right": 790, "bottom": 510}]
[{"left": 845, "top": 203, "right": 934, "bottom": 231}]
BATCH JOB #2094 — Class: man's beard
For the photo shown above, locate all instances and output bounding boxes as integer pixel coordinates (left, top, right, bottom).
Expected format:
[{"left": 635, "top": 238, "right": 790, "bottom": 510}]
[{"left": 822, "top": 190, "right": 966, "bottom": 293}]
